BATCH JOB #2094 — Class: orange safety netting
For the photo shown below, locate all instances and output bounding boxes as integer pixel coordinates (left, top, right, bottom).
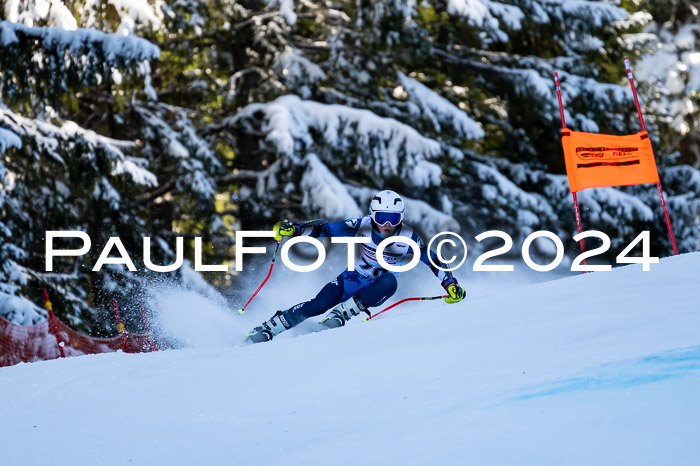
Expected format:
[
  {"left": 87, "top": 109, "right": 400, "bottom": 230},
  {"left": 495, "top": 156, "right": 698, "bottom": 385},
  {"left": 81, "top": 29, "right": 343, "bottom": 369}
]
[
  {"left": 561, "top": 129, "right": 660, "bottom": 193},
  {"left": 0, "top": 314, "right": 159, "bottom": 367}
]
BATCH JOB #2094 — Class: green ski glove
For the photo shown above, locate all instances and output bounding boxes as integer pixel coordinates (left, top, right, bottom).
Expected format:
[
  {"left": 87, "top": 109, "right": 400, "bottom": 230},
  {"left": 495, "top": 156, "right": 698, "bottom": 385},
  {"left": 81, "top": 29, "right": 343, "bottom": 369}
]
[
  {"left": 273, "top": 220, "right": 295, "bottom": 241},
  {"left": 442, "top": 278, "right": 466, "bottom": 304}
]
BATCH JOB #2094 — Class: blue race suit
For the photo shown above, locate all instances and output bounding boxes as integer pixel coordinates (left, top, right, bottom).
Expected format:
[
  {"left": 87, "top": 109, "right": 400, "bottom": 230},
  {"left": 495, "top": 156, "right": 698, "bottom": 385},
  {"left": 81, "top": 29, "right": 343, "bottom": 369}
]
[{"left": 280, "top": 216, "right": 455, "bottom": 327}]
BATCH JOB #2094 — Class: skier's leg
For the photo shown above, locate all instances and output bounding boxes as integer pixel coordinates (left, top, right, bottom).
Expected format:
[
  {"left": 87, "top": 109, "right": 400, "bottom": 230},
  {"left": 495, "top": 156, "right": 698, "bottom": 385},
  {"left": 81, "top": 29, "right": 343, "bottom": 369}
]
[
  {"left": 247, "top": 274, "right": 345, "bottom": 342},
  {"left": 282, "top": 276, "right": 345, "bottom": 327},
  {"left": 355, "top": 272, "right": 398, "bottom": 308},
  {"left": 321, "top": 272, "right": 398, "bottom": 328}
]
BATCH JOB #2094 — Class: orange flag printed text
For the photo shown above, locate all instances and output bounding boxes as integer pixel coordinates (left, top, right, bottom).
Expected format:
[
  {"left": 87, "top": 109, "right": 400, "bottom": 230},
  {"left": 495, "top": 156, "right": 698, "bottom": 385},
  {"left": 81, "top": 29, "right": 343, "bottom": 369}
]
[{"left": 561, "top": 129, "right": 660, "bottom": 193}]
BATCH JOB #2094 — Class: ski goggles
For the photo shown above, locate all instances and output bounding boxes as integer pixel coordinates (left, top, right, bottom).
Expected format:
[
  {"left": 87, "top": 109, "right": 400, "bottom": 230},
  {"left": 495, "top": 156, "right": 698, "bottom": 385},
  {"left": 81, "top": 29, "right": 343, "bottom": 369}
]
[{"left": 371, "top": 211, "right": 404, "bottom": 226}]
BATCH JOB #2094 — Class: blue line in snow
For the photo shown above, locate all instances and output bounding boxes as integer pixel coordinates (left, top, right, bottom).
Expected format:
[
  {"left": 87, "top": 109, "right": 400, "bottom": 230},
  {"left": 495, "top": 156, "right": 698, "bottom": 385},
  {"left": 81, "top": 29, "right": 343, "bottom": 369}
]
[{"left": 515, "top": 345, "right": 700, "bottom": 401}]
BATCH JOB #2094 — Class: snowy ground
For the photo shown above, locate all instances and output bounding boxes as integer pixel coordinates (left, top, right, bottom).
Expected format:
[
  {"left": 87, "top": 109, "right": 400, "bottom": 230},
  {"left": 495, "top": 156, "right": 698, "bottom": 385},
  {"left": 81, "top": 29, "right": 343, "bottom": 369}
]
[{"left": 1, "top": 253, "right": 699, "bottom": 465}]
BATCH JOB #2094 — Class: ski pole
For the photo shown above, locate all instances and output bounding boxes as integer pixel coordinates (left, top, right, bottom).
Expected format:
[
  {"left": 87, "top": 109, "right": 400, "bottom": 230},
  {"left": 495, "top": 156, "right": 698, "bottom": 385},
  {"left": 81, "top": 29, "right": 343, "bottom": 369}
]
[
  {"left": 237, "top": 219, "right": 325, "bottom": 314},
  {"left": 237, "top": 239, "right": 282, "bottom": 315},
  {"left": 364, "top": 295, "right": 447, "bottom": 321}
]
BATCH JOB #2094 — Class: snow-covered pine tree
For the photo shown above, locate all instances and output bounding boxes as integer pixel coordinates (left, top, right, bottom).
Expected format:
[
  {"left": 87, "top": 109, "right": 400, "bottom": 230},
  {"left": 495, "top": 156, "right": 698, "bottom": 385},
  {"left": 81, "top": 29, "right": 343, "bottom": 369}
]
[
  {"left": 222, "top": 0, "right": 481, "bottom": 238},
  {"left": 624, "top": 0, "right": 700, "bottom": 252},
  {"left": 0, "top": 1, "right": 225, "bottom": 331},
  {"left": 630, "top": 0, "right": 699, "bottom": 167},
  {"left": 409, "top": 0, "right": 699, "bottom": 254},
  {"left": 222, "top": 0, "right": 699, "bottom": 259},
  {"left": 2, "top": 0, "right": 698, "bottom": 333},
  {"left": 0, "top": 14, "right": 158, "bottom": 330}
]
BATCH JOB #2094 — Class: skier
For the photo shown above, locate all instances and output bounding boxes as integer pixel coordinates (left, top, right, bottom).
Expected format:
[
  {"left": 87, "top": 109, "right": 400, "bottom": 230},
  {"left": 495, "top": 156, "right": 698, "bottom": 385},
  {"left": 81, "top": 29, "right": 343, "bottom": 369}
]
[{"left": 246, "top": 190, "right": 466, "bottom": 343}]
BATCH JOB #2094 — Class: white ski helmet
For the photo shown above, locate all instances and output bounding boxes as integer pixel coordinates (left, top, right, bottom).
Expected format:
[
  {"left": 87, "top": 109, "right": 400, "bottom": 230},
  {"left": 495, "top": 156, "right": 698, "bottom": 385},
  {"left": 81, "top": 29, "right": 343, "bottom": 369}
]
[{"left": 369, "top": 190, "right": 405, "bottom": 226}]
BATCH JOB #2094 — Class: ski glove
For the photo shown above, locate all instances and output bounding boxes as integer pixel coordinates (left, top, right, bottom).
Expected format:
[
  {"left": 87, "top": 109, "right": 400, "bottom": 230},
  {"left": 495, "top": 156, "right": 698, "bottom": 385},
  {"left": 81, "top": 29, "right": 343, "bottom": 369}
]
[
  {"left": 442, "top": 277, "right": 466, "bottom": 304},
  {"left": 273, "top": 220, "right": 295, "bottom": 241}
]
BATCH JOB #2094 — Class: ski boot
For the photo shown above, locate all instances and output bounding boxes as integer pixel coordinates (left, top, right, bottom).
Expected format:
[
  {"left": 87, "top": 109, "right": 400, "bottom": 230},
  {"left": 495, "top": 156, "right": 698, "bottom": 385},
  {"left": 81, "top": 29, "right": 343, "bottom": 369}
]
[
  {"left": 247, "top": 310, "right": 292, "bottom": 343},
  {"left": 320, "top": 296, "right": 370, "bottom": 329}
]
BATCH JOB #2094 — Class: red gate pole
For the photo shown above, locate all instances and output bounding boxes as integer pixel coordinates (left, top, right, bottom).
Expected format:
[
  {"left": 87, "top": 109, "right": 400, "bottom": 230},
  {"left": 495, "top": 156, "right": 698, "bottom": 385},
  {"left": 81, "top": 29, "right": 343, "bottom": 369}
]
[
  {"left": 42, "top": 288, "right": 65, "bottom": 358},
  {"left": 555, "top": 72, "right": 587, "bottom": 265},
  {"left": 139, "top": 302, "right": 158, "bottom": 351},
  {"left": 139, "top": 302, "right": 152, "bottom": 333},
  {"left": 623, "top": 58, "right": 679, "bottom": 255},
  {"left": 111, "top": 299, "right": 129, "bottom": 353}
]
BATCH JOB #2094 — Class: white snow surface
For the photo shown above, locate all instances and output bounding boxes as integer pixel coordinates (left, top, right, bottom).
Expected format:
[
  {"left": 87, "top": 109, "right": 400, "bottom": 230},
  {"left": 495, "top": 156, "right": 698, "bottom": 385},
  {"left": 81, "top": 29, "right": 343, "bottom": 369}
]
[{"left": 1, "top": 252, "right": 699, "bottom": 465}]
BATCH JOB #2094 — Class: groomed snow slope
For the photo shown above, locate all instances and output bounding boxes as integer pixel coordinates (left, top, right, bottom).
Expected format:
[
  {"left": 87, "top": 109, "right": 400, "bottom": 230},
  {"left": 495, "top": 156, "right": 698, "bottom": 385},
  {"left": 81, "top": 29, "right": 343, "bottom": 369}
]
[{"left": 2, "top": 253, "right": 699, "bottom": 465}]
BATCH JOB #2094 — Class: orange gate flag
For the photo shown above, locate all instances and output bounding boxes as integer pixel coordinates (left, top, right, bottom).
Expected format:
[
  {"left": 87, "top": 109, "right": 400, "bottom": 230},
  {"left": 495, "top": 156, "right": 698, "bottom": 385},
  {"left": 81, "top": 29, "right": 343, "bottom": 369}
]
[{"left": 561, "top": 129, "right": 660, "bottom": 193}]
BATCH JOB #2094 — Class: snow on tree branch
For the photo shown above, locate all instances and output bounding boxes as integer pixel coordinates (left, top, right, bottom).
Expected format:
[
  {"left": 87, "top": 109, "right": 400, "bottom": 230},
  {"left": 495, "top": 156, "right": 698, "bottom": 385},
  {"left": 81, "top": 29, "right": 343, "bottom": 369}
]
[
  {"left": 274, "top": 47, "right": 327, "bottom": 91},
  {"left": 473, "top": 161, "right": 555, "bottom": 218},
  {"left": 0, "top": 127, "right": 22, "bottom": 153},
  {"left": 397, "top": 72, "right": 484, "bottom": 139},
  {"left": 616, "top": 11, "right": 653, "bottom": 30},
  {"left": 0, "top": 21, "right": 160, "bottom": 63},
  {"left": 111, "top": 157, "right": 158, "bottom": 187},
  {"left": 0, "top": 106, "right": 157, "bottom": 186},
  {"left": 436, "top": 48, "right": 633, "bottom": 132},
  {"left": 266, "top": 0, "right": 297, "bottom": 26},
  {"left": 0, "top": 124, "right": 21, "bottom": 179},
  {"left": 137, "top": 105, "right": 218, "bottom": 197},
  {"left": 577, "top": 186, "right": 654, "bottom": 226},
  {"left": 99, "top": 0, "right": 163, "bottom": 35},
  {"left": 0, "top": 291, "right": 47, "bottom": 325},
  {"left": 545, "top": 0, "right": 627, "bottom": 28},
  {"left": 4, "top": 0, "right": 78, "bottom": 30},
  {"left": 635, "top": 21, "right": 700, "bottom": 134},
  {"left": 447, "top": 0, "right": 627, "bottom": 45},
  {"left": 229, "top": 94, "right": 444, "bottom": 187},
  {"left": 448, "top": 0, "right": 525, "bottom": 34},
  {"left": 301, "top": 153, "right": 363, "bottom": 219}
]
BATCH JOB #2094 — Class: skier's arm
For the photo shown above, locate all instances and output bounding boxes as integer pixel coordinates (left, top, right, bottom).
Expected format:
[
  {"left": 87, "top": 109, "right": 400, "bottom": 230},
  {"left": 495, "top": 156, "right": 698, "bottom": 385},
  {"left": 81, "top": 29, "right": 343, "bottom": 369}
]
[
  {"left": 273, "top": 218, "right": 361, "bottom": 240},
  {"left": 413, "top": 232, "right": 452, "bottom": 282},
  {"left": 413, "top": 232, "right": 466, "bottom": 303},
  {"left": 292, "top": 219, "right": 361, "bottom": 238}
]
